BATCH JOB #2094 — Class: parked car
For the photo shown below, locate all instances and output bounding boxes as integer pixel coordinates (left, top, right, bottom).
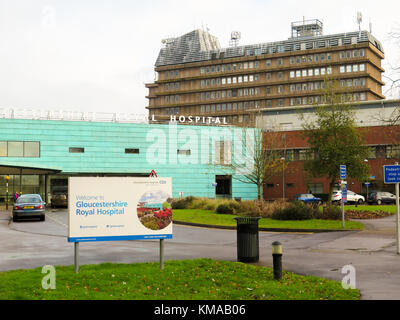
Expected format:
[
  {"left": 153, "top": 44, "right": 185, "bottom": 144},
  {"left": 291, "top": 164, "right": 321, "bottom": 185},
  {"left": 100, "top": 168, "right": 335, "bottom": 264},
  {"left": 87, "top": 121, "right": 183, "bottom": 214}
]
[
  {"left": 12, "top": 194, "right": 46, "bottom": 222},
  {"left": 294, "top": 193, "right": 322, "bottom": 204},
  {"left": 368, "top": 191, "right": 397, "bottom": 205},
  {"left": 332, "top": 190, "right": 365, "bottom": 204},
  {"left": 51, "top": 193, "right": 68, "bottom": 208}
]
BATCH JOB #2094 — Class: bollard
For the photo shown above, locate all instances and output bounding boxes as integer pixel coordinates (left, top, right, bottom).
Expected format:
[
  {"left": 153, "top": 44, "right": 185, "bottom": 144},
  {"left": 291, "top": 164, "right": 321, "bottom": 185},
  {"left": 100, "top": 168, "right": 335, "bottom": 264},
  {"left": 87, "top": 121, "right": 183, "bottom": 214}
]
[{"left": 272, "top": 241, "right": 282, "bottom": 281}]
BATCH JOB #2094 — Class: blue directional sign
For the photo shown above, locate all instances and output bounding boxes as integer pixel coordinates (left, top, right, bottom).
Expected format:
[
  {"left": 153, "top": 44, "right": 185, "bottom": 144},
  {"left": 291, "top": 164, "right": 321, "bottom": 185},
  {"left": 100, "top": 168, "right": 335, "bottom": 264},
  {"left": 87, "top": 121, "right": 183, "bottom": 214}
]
[
  {"left": 340, "top": 165, "right": 347, "bottom": 180},
  {"left": 384, "top": 165, "right": 400, "bottom": 184},
  {"left": 364, "top": 182, "right": 371, "bottom": 186},
  {"left": 341, "top": 183, "right": 347, "bottom": 203}
]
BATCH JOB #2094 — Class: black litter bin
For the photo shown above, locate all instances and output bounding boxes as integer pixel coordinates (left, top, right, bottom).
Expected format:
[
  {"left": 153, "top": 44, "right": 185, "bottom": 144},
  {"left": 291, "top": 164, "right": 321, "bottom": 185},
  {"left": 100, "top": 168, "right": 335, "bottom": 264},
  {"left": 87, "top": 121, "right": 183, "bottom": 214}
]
[{"left": 234, "top": 217, "right": 261, "bottom": 262}]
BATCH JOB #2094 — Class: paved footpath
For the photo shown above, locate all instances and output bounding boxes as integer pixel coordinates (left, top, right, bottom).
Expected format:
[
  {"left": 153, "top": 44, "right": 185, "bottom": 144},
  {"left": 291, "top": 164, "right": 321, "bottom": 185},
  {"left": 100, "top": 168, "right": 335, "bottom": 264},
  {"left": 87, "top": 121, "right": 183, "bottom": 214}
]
[{"left": 1, "top": 209, "right": 399, "bottom": 300}]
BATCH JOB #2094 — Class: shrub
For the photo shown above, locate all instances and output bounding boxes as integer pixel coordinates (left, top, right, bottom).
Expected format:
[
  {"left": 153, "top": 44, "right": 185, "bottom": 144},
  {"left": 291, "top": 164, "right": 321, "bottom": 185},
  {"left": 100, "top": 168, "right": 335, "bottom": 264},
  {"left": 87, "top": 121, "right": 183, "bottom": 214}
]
[
  {"left": 171, "top": 196, "right": 196, "bottom": 209},
  {"left": 271, "top": 201, "right": 313, "bottom": 220},
  {"left": 314, "top": 205, "right": 342, "bottom": 220},
  {"left": 216, "top": 203, "right": 234, "bottom": 214}
]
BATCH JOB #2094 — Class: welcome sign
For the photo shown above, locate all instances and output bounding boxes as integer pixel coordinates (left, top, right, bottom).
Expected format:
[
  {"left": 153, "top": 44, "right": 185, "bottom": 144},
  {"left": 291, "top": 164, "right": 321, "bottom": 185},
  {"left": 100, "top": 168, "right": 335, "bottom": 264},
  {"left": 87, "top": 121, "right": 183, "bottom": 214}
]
[{"left": 68, "top": 177, "right": 173, "bottom": 242}]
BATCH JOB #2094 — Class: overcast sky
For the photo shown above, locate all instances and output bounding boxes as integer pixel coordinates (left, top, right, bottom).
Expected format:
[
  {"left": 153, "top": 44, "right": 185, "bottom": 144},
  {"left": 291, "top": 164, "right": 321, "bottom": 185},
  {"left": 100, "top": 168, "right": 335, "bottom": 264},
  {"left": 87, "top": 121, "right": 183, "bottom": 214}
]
[{"left": 0, "top": 0, "right": 399, "bottom": 114}]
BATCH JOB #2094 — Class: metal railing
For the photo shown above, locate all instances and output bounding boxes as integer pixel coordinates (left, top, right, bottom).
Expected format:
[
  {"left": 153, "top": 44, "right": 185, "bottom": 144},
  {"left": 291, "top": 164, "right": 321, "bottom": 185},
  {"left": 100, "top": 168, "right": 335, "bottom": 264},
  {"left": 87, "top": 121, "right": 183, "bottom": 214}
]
[{"left": 0, "top": 107, "right": 151, "bottom": 124}]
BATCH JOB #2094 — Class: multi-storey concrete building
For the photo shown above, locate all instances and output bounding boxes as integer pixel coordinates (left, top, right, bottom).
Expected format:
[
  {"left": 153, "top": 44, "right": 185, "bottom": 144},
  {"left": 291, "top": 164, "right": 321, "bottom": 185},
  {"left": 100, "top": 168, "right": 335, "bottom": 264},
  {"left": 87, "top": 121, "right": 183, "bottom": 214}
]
[{"left": 146, "top": 20, "right": 385, "bottom": 126}]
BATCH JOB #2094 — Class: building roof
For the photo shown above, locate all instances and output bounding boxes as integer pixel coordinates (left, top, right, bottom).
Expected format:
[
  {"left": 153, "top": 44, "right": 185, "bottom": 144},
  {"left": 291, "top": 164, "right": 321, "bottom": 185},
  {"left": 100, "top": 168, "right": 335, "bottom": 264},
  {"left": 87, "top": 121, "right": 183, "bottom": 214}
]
[{"left": 155, "top": 29, "right": 384, "bottom": 67}]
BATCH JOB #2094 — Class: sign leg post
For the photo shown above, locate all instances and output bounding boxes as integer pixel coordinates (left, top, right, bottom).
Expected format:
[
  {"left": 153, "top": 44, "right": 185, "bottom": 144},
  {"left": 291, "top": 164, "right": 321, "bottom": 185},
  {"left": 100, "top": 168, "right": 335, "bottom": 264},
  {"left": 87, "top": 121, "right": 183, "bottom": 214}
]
[
  {"left": 396, "top": 182, "right": 399, "bottom": 255},
  {"left": 74, "top": 242, "right": 79, "bottom": 273},
  {"left": 341, "top": 200, "right": 345, "bottom": 229},
  {"left": 160, "top": 239, "right": 164, "bottom": 270}
]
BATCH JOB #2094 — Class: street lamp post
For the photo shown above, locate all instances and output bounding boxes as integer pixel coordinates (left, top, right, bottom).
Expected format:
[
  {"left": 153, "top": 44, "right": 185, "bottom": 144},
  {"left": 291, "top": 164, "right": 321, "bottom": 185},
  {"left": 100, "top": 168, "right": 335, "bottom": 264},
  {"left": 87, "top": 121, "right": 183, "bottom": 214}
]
[
  {"left": 5, "top": 176, "right": 9, "bottom": 211},
  {"left": 280, "top": 157, "right": 285, "bottom": 200}
]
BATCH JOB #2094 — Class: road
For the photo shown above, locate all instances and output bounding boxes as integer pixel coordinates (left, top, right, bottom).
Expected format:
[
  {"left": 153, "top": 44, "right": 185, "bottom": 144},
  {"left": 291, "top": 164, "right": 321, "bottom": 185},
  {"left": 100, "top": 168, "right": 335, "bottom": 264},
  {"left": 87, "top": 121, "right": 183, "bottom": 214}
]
[{"left": 1, "top": 208, "right": 400, "bottom": 300}]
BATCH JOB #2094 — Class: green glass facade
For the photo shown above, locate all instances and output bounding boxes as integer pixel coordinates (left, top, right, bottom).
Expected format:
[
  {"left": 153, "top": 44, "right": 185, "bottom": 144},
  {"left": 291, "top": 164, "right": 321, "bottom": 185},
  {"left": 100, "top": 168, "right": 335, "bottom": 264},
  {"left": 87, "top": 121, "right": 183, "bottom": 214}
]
[{"left": 0, "top": 118, "right": 258, "bottom": 203}]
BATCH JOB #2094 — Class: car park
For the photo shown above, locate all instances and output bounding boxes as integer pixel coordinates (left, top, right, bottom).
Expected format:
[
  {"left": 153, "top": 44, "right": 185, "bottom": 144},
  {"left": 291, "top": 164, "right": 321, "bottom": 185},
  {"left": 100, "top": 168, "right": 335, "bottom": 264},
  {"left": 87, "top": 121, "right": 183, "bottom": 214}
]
[
  {"left": 332, "top": 190, "right": 365, "bottom": 204},
  {"left": 12, "top": 194, "right": 46, "bottom": 222},
  {"left": 294, "top": 193, "right": 322, "bottom": 204},
  {"left": 368, "top": 191, "right": 397, "bottom": 205}
]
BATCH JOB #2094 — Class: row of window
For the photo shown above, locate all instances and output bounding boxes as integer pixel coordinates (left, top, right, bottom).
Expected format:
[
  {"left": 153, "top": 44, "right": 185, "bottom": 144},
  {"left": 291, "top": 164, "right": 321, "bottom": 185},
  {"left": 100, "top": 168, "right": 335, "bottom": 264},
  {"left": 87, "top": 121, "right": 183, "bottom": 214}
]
[
  {"left": 288, "top": 78, "right": 366, "bottom": 93},
  {"left": 0, "top": 141, "right": 40, "bottom": 157},
  {"left": 198, "top": 49, "right": 365, "bottom": 76},
  {"left": 199, "top": 101, "right": 260, "bottom": 113},
  {"left": 339, "top": 49, "right": 366, "bottom": 59},
  {"left": 200, "top": 61, "right": 259, "bottom": 74},
  {"left": 200, "top": 74, "right": 259, "bottom": 87},
  {"left": 165, "top": 83, "right": 180, "bottom": 90},
  {"left": 288, "top": 92, "right": 367, "bottom": 107},
  {"left": 200, "top": 87, "right": 261, "bottom": 101},
  {"left": 368, "top": 145, "right": 400, "bottom": 159},
  {"left": 339, "top": 64, "right": 366, "bottom": 73},
  {"left": 164, "top": 65, "right": 366, "bottom": 94},
  {"left": 289, "top": 66, "right": 333, "bottom": 78},
  {"left": 164, "top": 95, "right": 179, "bottom": 103},
  {"left": 288, "top": 52, "right": 333, "bottom": 65},
  {"left": 69, "top": 147, "right": 140, "bottom": 154},
  {"left": 165, "top": 70, "right": 180, "bottom": 78}
]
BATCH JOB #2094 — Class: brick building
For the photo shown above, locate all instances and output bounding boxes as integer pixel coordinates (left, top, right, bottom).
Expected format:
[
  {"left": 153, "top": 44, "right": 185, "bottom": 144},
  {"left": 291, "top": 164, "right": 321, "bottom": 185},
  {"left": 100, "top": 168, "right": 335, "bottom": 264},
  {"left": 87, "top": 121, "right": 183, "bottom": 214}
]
[{"left": 257, "top": 99, "right": 400, "bottom": 200}]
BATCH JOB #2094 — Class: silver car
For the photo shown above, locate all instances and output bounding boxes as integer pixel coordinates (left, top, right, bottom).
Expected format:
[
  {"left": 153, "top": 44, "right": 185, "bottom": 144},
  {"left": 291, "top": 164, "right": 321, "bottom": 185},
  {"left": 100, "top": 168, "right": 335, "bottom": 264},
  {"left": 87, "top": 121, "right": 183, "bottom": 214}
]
[{"left": 12, "top": 194, "right": 46, "bottom": 222}]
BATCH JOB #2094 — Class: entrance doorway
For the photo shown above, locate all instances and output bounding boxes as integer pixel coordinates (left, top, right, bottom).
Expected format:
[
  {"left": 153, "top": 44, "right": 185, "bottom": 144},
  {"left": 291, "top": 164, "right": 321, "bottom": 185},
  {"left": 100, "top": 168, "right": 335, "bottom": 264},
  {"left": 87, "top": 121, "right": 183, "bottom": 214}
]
[{"left": 215, "top": 175, "right": 232, "bottom": 198}]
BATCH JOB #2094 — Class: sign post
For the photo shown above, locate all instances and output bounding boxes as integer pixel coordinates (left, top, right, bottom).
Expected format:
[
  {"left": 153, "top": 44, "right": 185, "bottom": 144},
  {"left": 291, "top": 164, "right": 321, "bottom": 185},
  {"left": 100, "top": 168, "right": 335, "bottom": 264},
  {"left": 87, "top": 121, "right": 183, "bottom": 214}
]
[
  {"left": 384, "top": 164, "right": 400, "bottom": 254},
  {"left": 68, "top": 177, "right": 173, "bottom": 272},
  {"left": 364, "top": 182, "right": 371, "bottom": 201},
  {"left": 340, "top": 165, "right": 347, "bottom": 228}
]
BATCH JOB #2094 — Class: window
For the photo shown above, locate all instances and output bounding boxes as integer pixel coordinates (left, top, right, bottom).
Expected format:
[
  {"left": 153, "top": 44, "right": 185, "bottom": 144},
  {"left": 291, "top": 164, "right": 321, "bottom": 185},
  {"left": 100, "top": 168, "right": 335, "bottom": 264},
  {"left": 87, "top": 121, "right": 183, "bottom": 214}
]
[
  {"left": 353, "top": 64, "right": 359, "bottom": 72},
  {"left": 0, "top": 141, "right": 40, "bottom": 157},
  {"left": 290, "top": 71, "right": 295, "bottom": 78},
  {"left": 8, "top": 142, "right": 24, "bottom": 157},
  {"left": 314, "top": 68, "right": 320, "bottom": 76},
  {"left": 277, "top": 58, "right": 283, "bottom": 65},
  {"left": 278, "top": 72, "right": 283, "bottom": 79},
  {"left": 340, "top": 66, "right": 345, "bottom": 73},
  {"left": 386, "top": 145, "right": 400, "bottom": 159},
  {"left": 296, "top": 70, "right": 301, "bottom": 77},
  {"left": 177, "top": 149, "right": 191, "bottom": 156},
  {"left": 24, "top": 142, "right": 40, "bottom": 157},
  {"left": 308, "top": 69, "right": 313, "bottom": 76},
  {"left": 360, "top": 92, "right": 366, "bottom": 100},
  {"left": 340, "top": 51, "right": 345, "bottom": 59},
  {"left": 125, "top": 148, "right": 139, "bottom": 154},
  {"left": 359, "top": 49, "right": 365, "bottom": 57},
  {"left": 266, "top": 73, "right": 271, "bottom": 80},
  {"left": 302, "top": 70, "right": 307, "bottom": 77},
  {"left": 0, "top": 142, "right": 6, "bottom": 156},
  {"left": 278, "top": 99, "right": 283, "bottom": 107},
  {"left": 359, "top": 64, "right": 365, "bottom": 71},
  {"left": 69, "top": 147, "right": 84, "bottom": 153},
  {"left": 327, "top": 67, "right": 332, "bottom": 74},
  {"left": 266, "top": 59, "right": 271, "bottom": 66},
  {"left": 308, "top": 183, "right": 323, "bottom": 194},
  {"left": 215, "top": 141, "right": 232, "bottom": 165},
  {"left": 290, "top": 57, "right": 295, "bottom": 64},
  {"left": 278, "top": 85, "right": 283, "bottom": 93},
  {"left": 346, "top": 65, "right": 352, "bottom": 73},
  {"left": 321, "top": 67, "right": 326, "bottom": 75}
]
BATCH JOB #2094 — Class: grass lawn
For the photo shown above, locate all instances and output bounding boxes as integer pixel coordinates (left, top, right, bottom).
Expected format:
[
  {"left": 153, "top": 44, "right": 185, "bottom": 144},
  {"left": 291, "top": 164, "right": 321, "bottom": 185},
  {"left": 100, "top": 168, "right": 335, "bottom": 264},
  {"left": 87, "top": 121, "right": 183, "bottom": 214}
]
[
  {"left": 0, "top": 259, "right": 359, "bottom": 300},
  {"left": 173, "top": 209, "right": 364, "bottom": 230},
  {"left": 344, "top": 205, "right": 396, "bottom": 214}
]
